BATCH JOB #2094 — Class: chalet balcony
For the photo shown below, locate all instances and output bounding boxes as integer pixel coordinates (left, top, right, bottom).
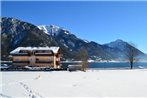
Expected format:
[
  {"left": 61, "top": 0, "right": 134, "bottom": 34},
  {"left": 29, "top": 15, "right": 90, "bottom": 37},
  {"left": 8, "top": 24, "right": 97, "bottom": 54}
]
[
  {"left": 13, "top": 61, "right": 30, "bottom": 63},
  {"left": 34, "top": 53, "right": 53, "bottom": 56},
  {"left": 35, "top": 61, "right": 53, "bottom": 63},
  {"left": 12, "top": 53, "right": 29, "bottom": 56}
]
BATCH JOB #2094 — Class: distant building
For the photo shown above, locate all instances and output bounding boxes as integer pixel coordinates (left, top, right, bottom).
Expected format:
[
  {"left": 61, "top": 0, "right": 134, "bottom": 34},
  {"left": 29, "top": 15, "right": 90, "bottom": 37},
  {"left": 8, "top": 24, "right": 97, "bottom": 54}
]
[{"left": 10, "top": 47, "right": 61, "bottom": 69}]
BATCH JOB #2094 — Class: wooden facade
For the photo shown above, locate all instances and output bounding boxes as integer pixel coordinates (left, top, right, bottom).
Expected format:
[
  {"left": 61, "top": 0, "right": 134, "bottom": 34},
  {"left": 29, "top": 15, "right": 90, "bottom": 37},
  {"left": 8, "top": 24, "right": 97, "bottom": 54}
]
[{"left": 10, "top": 47, "right": 61, "bottom": 69}]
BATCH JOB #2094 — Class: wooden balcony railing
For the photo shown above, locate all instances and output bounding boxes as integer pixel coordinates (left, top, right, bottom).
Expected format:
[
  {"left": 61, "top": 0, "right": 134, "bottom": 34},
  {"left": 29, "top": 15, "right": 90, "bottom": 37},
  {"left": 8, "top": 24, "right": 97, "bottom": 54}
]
[
  {"left": 12, "top": 53, "right": 29, "bottom": 56},
  {"left": 34, "top": 53, "right": 53, "bottom": 56},
  {"left": 35, "top": 61, "right": 53, "bottom": 63},
  {"left": 13, "top": 61, "right": 30, "bottom": 63}
]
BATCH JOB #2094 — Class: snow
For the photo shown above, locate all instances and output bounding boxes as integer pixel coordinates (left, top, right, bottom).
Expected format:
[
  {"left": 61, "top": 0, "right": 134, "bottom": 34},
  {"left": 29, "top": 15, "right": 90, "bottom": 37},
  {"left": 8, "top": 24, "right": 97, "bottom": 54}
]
[
  {"left": 37, "top": 25, "right": 50, "bottom": 35},
  {"left": 10, "top": 47, "right": 24, "bottom": 54},
  {"left": 63, "top": 31, "right": 69, "bottom": 35},
  {"left": 63, "top": 43, "right": 68, "bottom": 48},
  {"left": 1, "top": 69, "right": 147, "bottom": 97},
  {"left": 38, "top": 25, "right": 72, "bottom": 37},
  {"left": 104, "top": 39, "right": 126, "bottom": 51},
  {"left": 88, "top": 60, "right": 95, "bottom": 62},
  {"left": 83, "top": 39, "right": 89, "bottom": 43},
  {"left": 48, "top": 47, "right": 60, "bottom": 54},
  {"left": 38, "top": 25, "right": 60, "bottom": 36},
  {"left": 10, "top": 47, "right": 60, "bottom": 54}
]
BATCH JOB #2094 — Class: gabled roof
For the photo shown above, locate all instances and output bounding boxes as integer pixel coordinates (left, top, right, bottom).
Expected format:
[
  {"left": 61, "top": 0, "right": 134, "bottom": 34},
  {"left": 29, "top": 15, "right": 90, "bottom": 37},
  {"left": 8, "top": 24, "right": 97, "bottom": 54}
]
[{"left": 10, "top": 47, "right": 60, "bottom": 54}]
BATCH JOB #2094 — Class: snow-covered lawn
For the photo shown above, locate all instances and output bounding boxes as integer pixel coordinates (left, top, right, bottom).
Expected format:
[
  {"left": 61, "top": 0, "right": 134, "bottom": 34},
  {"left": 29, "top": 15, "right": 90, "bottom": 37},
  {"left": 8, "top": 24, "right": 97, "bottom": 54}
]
[{"left": 1, "top": 69, "right": 147, "bottom": 97}]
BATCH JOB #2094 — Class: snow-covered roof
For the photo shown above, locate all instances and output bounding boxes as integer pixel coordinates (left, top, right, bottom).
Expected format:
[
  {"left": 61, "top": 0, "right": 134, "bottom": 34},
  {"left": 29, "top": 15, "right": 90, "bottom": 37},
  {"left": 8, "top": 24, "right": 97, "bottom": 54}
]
[
  {"left": 10, "top": 47, "right": 60, "bottom": 54},
  {"left": 49, "top": 47, "right": 60, "bottom": 54}
]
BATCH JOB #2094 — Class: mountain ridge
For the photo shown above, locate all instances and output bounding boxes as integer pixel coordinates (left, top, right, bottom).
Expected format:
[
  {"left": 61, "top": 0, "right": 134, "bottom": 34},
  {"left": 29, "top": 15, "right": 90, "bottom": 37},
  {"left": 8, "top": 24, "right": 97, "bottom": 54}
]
[{"left": 1, "top": 17, "right": 146, "bottom": 61}]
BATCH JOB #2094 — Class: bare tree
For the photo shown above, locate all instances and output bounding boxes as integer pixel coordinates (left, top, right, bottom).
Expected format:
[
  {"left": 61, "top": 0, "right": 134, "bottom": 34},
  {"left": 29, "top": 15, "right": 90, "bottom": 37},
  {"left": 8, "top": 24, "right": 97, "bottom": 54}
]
[
  {"left": 79, "top": 48, "right": 88, "bottom": 72},
  {"left": 125, "top": 43, "right": 138, "bottom": 69}
]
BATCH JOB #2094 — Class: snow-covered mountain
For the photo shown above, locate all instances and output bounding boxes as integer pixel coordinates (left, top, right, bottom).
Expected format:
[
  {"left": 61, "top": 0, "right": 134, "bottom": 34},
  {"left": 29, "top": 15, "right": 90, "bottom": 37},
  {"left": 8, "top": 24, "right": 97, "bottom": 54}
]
[
  {"left": 104, "top": 39, "right": 127, "bottom": 51},
  {"left": 1, "top": 17, "right": 147, "bottom": 61},
  {"left": 38, "top": 25, "right": 70, "bottom": 36},
  {"left": 103, "top": 39, "right": 147, "bottom": 60},
  {"left": 1, "top": 17, "right": 57, "bottom": 60}
]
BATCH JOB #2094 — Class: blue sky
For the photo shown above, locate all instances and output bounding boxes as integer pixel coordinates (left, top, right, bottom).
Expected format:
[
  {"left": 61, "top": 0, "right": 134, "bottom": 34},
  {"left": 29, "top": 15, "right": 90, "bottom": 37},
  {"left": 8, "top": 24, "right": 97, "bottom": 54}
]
[{"left": 1, "top": 1, "right": 147, "bottom": 53}]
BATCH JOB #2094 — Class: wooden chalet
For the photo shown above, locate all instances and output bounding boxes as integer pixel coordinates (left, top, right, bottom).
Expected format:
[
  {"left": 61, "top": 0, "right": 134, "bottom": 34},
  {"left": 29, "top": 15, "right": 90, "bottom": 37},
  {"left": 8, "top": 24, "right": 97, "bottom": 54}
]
[{"left": 10, "top": 47, "right": 61, "bottom": 69}]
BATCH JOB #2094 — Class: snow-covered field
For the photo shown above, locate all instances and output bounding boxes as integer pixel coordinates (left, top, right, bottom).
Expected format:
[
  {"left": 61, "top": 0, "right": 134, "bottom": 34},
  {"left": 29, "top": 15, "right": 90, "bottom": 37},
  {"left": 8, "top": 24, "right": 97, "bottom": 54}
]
[{"left": 1, "top": 69, "right": 147, "bottom": 97}]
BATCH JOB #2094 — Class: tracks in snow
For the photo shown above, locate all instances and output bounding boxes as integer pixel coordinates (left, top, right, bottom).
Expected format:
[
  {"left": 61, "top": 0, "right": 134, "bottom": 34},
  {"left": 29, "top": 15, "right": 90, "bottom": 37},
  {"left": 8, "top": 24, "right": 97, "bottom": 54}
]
[
  {"left": 1, "top": 74, "right": 44, "bottom": 98},
  {"left": 0, "top": 93, "right": 12, "bottom": 98},
  {"left": 19, "top": 82, "right": 44, "bottom": 98}
]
